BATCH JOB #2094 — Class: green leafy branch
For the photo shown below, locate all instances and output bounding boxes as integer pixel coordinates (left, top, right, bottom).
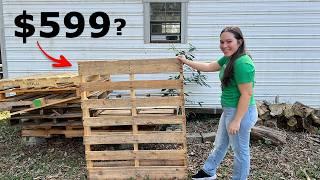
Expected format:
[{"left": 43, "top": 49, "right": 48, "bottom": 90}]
[{"left": 161, "top": 43, "right": 211, "bottom": 107}]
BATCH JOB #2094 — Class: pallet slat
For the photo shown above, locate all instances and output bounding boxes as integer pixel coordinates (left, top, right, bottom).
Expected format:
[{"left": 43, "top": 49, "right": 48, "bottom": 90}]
[
  {"left": 82, "top": 96, "right": 182, "bottom": 109},
  {"left": 88, "top": 166, "right": 187, "bottom": 179},
  {"left": 21, "top": 129, "right": 83, "bottom": 138},
  {"left": 83, "top": 115, "right": 184, "bottom": 127},
  {"left": 0, "top": 72, "right": 79, "bottom": 89},
  {"left": 92, "top": 160, "right": 185, "bottom": 167},
  {"left": 78, "top": 58, "right": 181, "bottom": 76},
  {"left": 86, "top": 150, "right": 186, "bottom": 161},
  {"left": 84, "top": 132, "right": 185, "bottom": 144},
  {"left": 81, "top": 79, "right": 182, "bottom": 91}
]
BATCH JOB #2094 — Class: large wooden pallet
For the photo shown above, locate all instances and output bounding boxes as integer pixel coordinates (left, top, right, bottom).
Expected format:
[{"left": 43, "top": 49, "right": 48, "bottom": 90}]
[{"left": 79, "top": 58, "right": 187, "bottom": 179}]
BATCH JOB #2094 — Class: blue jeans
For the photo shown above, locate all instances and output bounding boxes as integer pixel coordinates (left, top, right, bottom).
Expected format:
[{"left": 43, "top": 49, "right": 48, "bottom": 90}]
[{"left": 203, "top": 106, "right": 258, "bottom": 180}]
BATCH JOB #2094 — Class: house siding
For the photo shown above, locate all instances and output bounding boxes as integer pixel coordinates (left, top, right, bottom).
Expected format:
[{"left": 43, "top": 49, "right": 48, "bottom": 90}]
[{"left": 1, "top": 0, "right": 319, "bottom": 108}]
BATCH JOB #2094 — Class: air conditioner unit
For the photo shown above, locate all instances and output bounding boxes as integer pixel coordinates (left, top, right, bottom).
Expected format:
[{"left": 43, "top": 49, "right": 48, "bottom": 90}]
[{"left": 166, "top": 35, "right": 179, "bottom": 40}]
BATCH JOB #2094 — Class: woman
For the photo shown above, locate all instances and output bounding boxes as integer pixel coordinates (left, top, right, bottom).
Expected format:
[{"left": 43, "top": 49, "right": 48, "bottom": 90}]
[{"left": 177, "top": 26, "right": 258, "bottom": 180}]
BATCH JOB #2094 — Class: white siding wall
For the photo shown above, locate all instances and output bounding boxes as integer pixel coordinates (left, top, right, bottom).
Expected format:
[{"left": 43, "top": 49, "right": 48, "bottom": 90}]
[{"left": 1, "top": 0, "right": 320, "bottom": 108}]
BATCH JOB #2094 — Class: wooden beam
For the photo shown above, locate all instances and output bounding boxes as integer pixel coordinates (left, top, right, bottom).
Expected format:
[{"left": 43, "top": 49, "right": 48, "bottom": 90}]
[
  {"left": 82, "top": 97, "right": 182, "bottom": 109},
  {"left": 81, "top": 79, "right": 182, "bottom": 91},
  {"left": 86, "top": 150, "right": 186, "bottom": 161},
  {"left": 83, "top": 115, "right": 184, "bottom": 127},
  {"left": 83, "top": 132, "right": 185, "bottom": 144},
  {"left": 88, "top": 166, "right": 187, "bottom": 179},
  {"left": 10, "top": 96, "right": 80, "bottom": 116},
  {"left": 21, "top": 129, "right": 83, "bottom": 137},
  {"left": 78, "top": 58, "right": 181, "bottom": 76}
]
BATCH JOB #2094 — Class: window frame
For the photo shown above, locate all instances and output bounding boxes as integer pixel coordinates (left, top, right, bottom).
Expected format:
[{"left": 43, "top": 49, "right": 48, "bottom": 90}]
[{"left": 143, "top": 0, "right": 188, "bottom": 44}]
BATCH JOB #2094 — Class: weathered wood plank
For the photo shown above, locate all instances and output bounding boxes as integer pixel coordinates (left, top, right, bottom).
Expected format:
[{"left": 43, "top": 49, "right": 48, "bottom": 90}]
[
  {"left": 84, "top": 132, "right": 184, "bottom": 144},
  {"left": 82, "top": 97, "right": 182, "bottom": 109},
  {"left": 138, "top": 108, "right": 176, "bottom": 114},
  {"left": 22, "top": 122, "right": 82, "bottom": 128},
  {"left": 81, "top": 79, "right": 182, "bottom": 91},
  {"left": 0, "top": 101, "right": 33, "bottom": 109},
  {"left": 21, "top": 129, "right": 83, "bottom": 137},
  {"left": 78, "top": 58, "right": 181, "bottom": 76},
  {"left": 86, "top": 150, "right": 186, "bottom": 161},
  {"left": 128, "top": 72, "right": 140, "bottom": 167},
  {"left": 11, "top": 112, "right": 82, "bottom": 120},
  {"left": 11, "top": 96, "right": 80, "bottom": 116},
  {"left": 0, "top": 88, "right": 77, "bottom": 96},
  {"left": 96, "top": 107, "right": 177, "bottom": 115},
  {"left": 84, "top": 116, "right": 132, "bottom": 126},
  {"left": 83, "top": 115, "right": 184, "bottom": 127},
  {"left": 80, "top": 74, "right": 94, "bottom": 168},
  {"left": 0, "top": 73, "right": 79, "bottom": 89},
  {"left": 88, "top": 166, "right": 187, "bottom": 179},
  {"left": 92, "top": 160, "right": 185, "bottom": 167}
]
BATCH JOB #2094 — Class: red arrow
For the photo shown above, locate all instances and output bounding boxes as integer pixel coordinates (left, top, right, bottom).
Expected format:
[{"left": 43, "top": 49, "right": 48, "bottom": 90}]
[{"left": 36, "top": 41, "right": 72, "bottom": 68}]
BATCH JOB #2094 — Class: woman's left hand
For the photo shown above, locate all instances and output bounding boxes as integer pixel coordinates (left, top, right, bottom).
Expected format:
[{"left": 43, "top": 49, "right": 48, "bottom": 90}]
[{"left": 228, "top": 120, "right": 241, "bottom": 135}]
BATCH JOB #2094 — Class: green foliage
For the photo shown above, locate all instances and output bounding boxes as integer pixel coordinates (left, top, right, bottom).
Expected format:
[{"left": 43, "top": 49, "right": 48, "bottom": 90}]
[
  {"left": 166, "top": 43, "right": 210, "bottom": 107},
  {"left": 169, "top": 43, "right": 210, "bottom": 88}
]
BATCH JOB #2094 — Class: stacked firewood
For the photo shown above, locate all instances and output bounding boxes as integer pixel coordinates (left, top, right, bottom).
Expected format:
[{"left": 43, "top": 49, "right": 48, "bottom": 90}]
[{"left": 256, "top": 101, "right": 320, "bottom": 134}]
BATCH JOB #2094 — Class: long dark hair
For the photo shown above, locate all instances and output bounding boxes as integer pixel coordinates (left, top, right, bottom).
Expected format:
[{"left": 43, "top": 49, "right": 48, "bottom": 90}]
[{"left": 221, "top": 26, "right": 250, "bottom": 87}]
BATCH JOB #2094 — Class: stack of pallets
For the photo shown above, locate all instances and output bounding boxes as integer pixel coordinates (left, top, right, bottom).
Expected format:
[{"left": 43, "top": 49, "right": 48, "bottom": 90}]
[
  {"left": 79, "top": 58, "right": 187, "bottom": 179},
  {"left": 0, "top": 73, "right": 108, "bottom": 138}
]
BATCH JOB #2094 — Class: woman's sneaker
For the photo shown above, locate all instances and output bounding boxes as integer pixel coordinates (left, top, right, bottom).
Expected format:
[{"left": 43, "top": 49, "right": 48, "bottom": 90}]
[{"left": 191, "top": 169, "right": 217, "bottom": 180}]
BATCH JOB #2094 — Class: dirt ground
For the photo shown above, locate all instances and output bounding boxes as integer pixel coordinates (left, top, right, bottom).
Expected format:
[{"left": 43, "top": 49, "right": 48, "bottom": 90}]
[
  {"left": 187, "top": 116, "right": 320, "bottom": 180},
  {"left": 0, "top": 116, "right": 319, "bottom": 179}
]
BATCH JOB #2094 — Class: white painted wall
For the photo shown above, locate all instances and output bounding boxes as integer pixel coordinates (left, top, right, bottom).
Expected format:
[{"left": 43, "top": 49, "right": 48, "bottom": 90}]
[{"left": 1, "top": 0, "right": 320, "bottom": 108}]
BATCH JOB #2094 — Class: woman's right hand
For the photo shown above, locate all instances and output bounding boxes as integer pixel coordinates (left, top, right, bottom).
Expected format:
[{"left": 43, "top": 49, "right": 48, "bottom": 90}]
[{"left": 176, "top": 55, "right": 187, "bottom": 64}]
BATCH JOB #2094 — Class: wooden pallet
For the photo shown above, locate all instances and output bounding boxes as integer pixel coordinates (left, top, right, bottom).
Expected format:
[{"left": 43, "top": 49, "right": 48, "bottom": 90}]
[
  {"left": 79, "top": 58, "right": 187, "bottom": 179},
  {"left": 0, "top": 73, "right": 112, "bottom": 139}
]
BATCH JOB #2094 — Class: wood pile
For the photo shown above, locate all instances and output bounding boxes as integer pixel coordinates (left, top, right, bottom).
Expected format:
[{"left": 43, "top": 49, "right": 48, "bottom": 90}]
[
  {"left": 0, "top": 73, "right": 109, "bottom": 138},
  {"left": 256, "top": 101, "right": 320, "bottom": 134}
]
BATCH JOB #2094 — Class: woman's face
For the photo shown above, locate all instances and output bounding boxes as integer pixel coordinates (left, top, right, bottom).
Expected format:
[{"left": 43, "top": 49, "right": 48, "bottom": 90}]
[{"left": 220, "top": 32, "right": 241, "bottom": 57}]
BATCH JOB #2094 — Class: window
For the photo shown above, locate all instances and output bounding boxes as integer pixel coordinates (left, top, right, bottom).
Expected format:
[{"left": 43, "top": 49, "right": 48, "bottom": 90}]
[{"left": 144, "top": 1, "right": 187, "bottom": 43}]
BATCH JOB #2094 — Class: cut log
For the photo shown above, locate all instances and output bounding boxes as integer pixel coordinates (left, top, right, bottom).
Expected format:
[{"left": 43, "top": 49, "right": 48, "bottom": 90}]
[
  {"left": 263, "top": 119, "right": 278, "bottom": 128},
  {"left": 256, "top": 101, "right": 269, "bottom": 116},
  {"left": 292, "top": 102, "right": 314, "bottom": 117},
  {"left": 255, "top": 118, "right": 264, "bottom": 126},
  {"left": 302, "top": 117, "right": 318, "bottom": 134},
  {"left": 283, "top": 104, "right": 294, "bottom": 118},
  {"left": 269, "top": 103, "right": 286, "bottom": 116},
  {"left": 260, "top": 112, "right": 272, "bottom": 121},
  {"left": 287, "top": 117, "right": 298, "bottom": 127},
  {"left": 311, "top": 111, "right": 320, "bottom": 125},
  {"left": 251, "top": 126, "right": 287, "bottom": 145}
]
